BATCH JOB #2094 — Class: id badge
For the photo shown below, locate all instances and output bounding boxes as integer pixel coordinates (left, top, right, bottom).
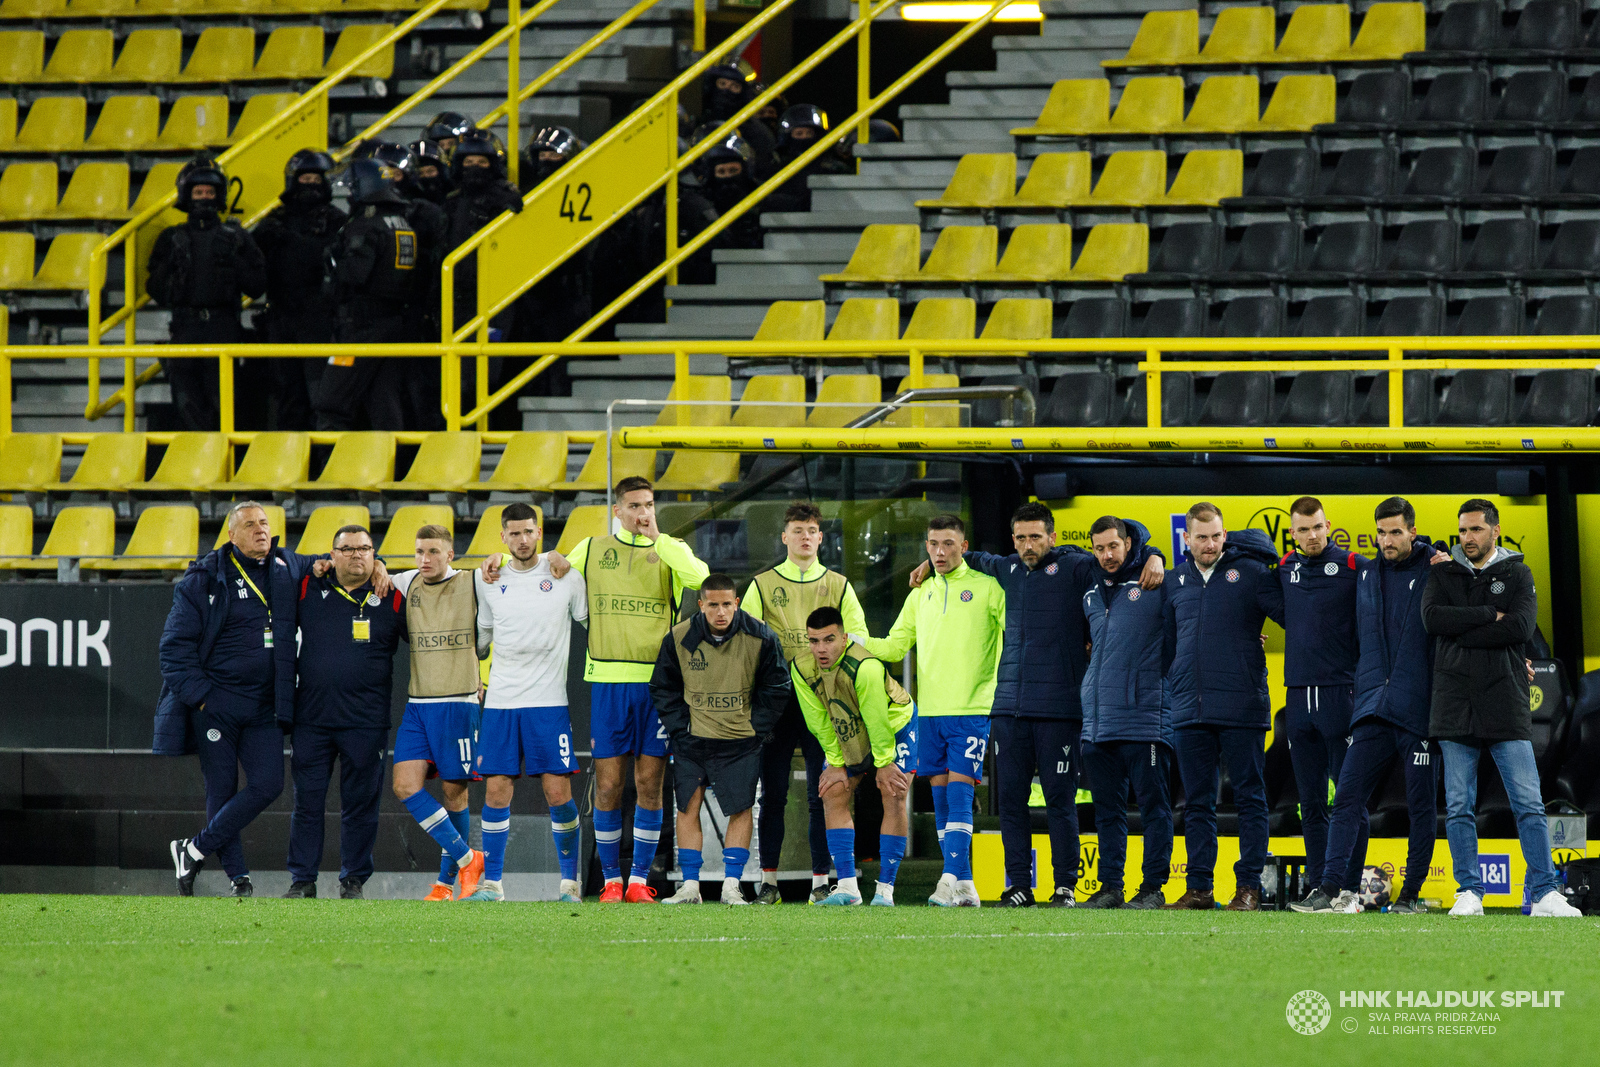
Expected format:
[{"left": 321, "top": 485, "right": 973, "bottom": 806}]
[
  {"left": 352, "top": 618, "right": 371, "bottom": 643},
  {"left": 263, "top": 627, "right": 274, "bottom": 648}
]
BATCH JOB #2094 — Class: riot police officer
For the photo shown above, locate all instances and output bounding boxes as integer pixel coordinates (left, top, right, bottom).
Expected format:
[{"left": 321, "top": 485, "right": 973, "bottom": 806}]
[
  {"left": 442, "top": 130, "right": 523, "bottom": 330},
  {"left": 316, "top": 158, "right": 422, "bottom": 431},
  {"left": 766, "top": 104, "right": 849, "bottom": 214},
  {"left": 680, "top": 130, "right": 763, "bottom": 285},
  {"left": 409, "top": 139, "right": 453, "bottom": 205},
  {"left": 146, "top": 155, "right": 267, "bottom": 431},
  {"left": 696, "top": 60, "right": 776, "bottom": 176},
  {"left": 249, "top": 149, "right": 346, "bottom": 429},
  {"left": 423, "top": 111, "right": 474, "bottom": 163},
  {"left": 507, "top": 126, "right": 590, "bottom": 406}
]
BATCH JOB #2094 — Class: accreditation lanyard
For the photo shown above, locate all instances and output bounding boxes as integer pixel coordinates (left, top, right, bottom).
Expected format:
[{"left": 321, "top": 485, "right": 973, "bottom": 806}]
[
  {"left": 233, "top": 555, "right": 273, "bottom": 648},
  {"left": 333, "top": 583, "right": 372, "bottom": 643}
]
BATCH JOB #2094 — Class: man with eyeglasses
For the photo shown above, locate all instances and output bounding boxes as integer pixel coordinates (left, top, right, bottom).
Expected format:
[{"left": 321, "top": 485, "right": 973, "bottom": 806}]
[{"left": 282, "top": 525, "right": 407, "bottom": 899}]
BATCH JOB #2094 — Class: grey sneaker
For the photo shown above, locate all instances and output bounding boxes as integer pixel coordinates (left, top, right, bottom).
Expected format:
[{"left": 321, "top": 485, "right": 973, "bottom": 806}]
[
  {"left": 1125, "top": 889, "right": 1166, "bottom": 910},
  {"left": 1079, "top": 887, "right": 1124, "bottom": 909},
  {"left": 1387, "top": 896, "right": 1426, "bottom": 914},
  {"left": 229, "top": 876, "right": 252, "bottom": 898},
  {"left": 282, "top": 881, "right": 316, "bottom": 899},
  {"left": 338, "top": 878, "right": 363, "bottom": 900},
  {"left": 753, "top": 884, "right": 782, "bottom": 905},
  {"left": 808, "top": 884, "right": 833, "bottom": 904},
  {"left": 1289, "top": 888, "right": 1335, "bottom": 913}
]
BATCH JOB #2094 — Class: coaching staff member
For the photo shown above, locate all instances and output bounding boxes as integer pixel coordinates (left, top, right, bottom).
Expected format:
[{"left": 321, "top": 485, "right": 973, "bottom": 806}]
[
  {"left": 283, "top": 525, "right": 406, "bottom": 900},
  {"left": 651, "top": 575, "right": 791, "bottom": 905},
  {"left": 1423, "top": 499, "right": 1580, "bottom": 918},
  {"left": 1163, "top": 502, "right": 1284, "bottom": 912}
]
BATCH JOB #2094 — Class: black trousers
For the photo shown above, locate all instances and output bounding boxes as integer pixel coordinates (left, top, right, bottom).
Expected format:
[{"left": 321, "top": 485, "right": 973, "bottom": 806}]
[
  {"left": 1323, "top": 719, "right": 1434, "bottom": 899},
  {"left": 992, "top": 716, "right": 1081, "bottom": 893},
  {"left": 1084, "top": 739, "right": 1173, "bottom": 896},
  {"left": 757, "top": 696, "right": 829, "bottom": 875},
  {"left": 192, "top": 693, "right": 284, "bottom": 880},
  {"left": 1285, "top": 684, "right": 1367, "bottom": 888},
  {"left": 166, "top": 310, "right": 241, "bottom": 431},
  {"left": 286, "top": 724, "right": 388, "bottom": 885},
  {"left": 257, "top": 306, "right": 334, "bottom": 430},
  {"left": 316, "top": 310, "right": 410, "bottom": 430}
]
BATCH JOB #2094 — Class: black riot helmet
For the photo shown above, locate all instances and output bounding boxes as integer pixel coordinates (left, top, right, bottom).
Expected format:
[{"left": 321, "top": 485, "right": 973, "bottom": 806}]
[
  {"left": 282, "top": 147, "right": 335, "bottom": 202},
  {"left": 776, "top": 103, "right": 829, "bottom": 158},
  {"left": 343, "top": 157, "right": 406, "bottom": 206},
  {"left": 701, "top": 58, "right": 756, "bottom": 121},
  {"left": 176, "top": 154, "right": 227, "bottom": 215},
  {"left": 522, "top": 125, "right": 582, "bottom": 188},
  {"left": 408, "top": 138, "right": 453, "bottom": 201},
  {"left": 362, "top": 140, "right": 419, "bottom": 184},
  {"left": 423, "top": 111, "right": 474, "bottom": 157},
  {"left": 450, "top": 129, "right": 507, "bottom": 183},
  {"left": 697, "top": 129, "right": 757, "bottom": 211}
]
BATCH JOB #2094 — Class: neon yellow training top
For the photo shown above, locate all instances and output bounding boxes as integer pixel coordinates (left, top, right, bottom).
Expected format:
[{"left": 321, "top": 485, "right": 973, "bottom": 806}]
[
  {"left": 863, "top": 560, "right": 1004, "bottom": 718},
  {"left": 567, "top": 531, "right": 708, "bottom": 684}
]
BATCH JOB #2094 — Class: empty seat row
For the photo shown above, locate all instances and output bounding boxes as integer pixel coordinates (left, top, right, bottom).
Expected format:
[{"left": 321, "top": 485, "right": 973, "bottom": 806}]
[
  {"left": 0, "top": 230, "right": 99, "bottom": 289},
  {"left": 1318, "top": 69, "right": 1600, "bottom": 140},
  {"left": 1410, "top": 0, "right": 1600, "bottom": 66},
  {"left": 1107, "top": 3, "right": 1424, "bottom": 71},
  {"left": 0, "top": 26, "right": 392, "bottom": 86},
  {"left": 1015, "top": 74, "right": 1335, "bottom": 141},
  {"left": 821, "top": 223, "right": 1148, "bottom": 294},
  {"left": 0, "top": 160, "right": 179, "bottom": 222},
  {"left": 0, "top": 93, "right": 298, "bottom": 154},
  {"left": 918, "top": 150, "right": 1242, "bottom": 220},
  {"left": 0, "top": 0, "right": 485, "bottom": 17}
]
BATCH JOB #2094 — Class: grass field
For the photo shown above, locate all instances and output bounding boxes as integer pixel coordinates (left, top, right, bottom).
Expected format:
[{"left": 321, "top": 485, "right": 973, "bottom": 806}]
[{"left": 2, "top": 896, "right": 1597, "bottom": 1066}]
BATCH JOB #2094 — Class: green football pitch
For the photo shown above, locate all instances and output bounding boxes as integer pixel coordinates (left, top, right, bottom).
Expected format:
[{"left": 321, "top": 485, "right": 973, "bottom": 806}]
[{"left": 2, "top": 896, "right": 1596, "bottom": 1066}]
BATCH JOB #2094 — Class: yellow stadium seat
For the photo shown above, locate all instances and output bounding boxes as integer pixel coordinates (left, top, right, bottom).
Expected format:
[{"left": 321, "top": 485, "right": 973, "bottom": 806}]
[
  {"left": 42, "top": 29, "right": 114, "bottom": 83},
  {"left": 131, "top": 0, "right": 192, "bottom": 15},
  {"left": 180, "top": 27, "right": 256, "bottom": 83},
  {"left": 827, "top": 298, "right": 899, "bottom": 346},
  {"left": 231, "top": 94, "right": 300, "bottom": 143},
  {"left": 252, "top": 27, "right": 325, "bottom": 80},
  {"left": 1067, "top": 223, "right": 1149, "bottom": 281},
  {"left": 0, "top": 99, "right": 16, "bottom": 148},
  {"left": 732, "top": 374, "right": 807, "bottom": 428},
  {"left": 201, "top": 0, "right": 272, "bottom": 13},
  {"left": 807, "top": 374, "right": 882, "bottom": 428},
  {"left": 22, "top": 233, "right": 99, "bottom": 290},
  {"left": 375, "top": 431, "right": 482, "bottom": 492},
  {"left": 0, "top": 433, "right": 62, "bottom": 492},
  {"left": 470, "top": 432, "right": 567, "bottom": 493},
  {"left": 753, "top": 300, "right": 826, "bottom": 345},
  {"left": 1156, "top": 149, "right": 1243, "bottom": 206},
  {"left": 0, "top": 0, "right": 65, "bottom": 18},
  {"left": 0, "top": 232, "right": 35, "bottom": 287},
  {"left": 83, "top": 505, "right": 198, "bottom": 571},
  {"left": 0, "top": 505, "right": 31, "bottom": 558},
  {"left": 904, "top": 298, "right": 975, "bottom": 340},
  {"left": 44, "top": 433, "right": 145, "bottom": 492},
  {"left": 154, "top": 96, "right": 230, "bottom": 150},
  {"left": 885, "top": 371, "right": 960, "bottom": 428},
  {"left": 1005, "top": 152, "right": 1091, "bottom": 209},
  {"left": 130, "top": 162, "right": 184, "bottom": 216},
  {"left": 0, "top": 31, "right": 45, "bottom": 83},
  {"left": 915, "top": 153, "right": 1017, "bottom": 211},
  {"left": 655, "top": 444, "right": 741, "bottom": 492},
  {"left": 66, "top": 0, "right": 137, "bottom": 15},
  {"left": 212, "top": 503, "right": 286, "bottom": 549},
  {"left": 88, "top": 95, "right": 160, "bottom": 152},
  {"left": 1011, "top": 79, "right": 1110, "bottom": 137},
  {"left": 378, "top": 504, "right": 454, "bottom": 569},
  {"left": 657, "top": 375, "right": 732, "bottom": 427},
  {"left": 819, "top": 224, "right": 922, "bottom": 284},
  {"left": 327, "top": 25, "right": 395, "bottom": 79},
  {"left": 980, "top": 298, "right": 1053, "bottom": 341},
  {"left": 218, "top": 432, "right": 310, "bottom": 493},
  {"left": 1106, "top": 76, "right": 1186, "bottom": 135},
  {"left": 1104, "top": 9, "right": 1199, "bottom": 69},
  {"left": 978, "top": 224, "right": 1072, "bottom": 284},
  {"left": 55, "top": 162, "right": 130, "bottom": 220},
  {"left": 105, "top": 29, "right": 182, "bottom": 84},
  {"left": 556, "top": 505, "right": 608, "bottom": 555},
  {"left": 295, "top": 504, "right": 371, "bottom": 555},
  {"left": 1088, "top": 150, "right": 1166, "bottom": 206},
  {"left": 0, "top": 162, "right": 58, "bottom": 221},
  {"left": 137, "top": 431, "right": 229, "bottom": 491},
  {"left": 1187, "top": 6, "right": 1276, "bottom": 64},
  {"left": 292, "top": 431, "right": 394, "bottom": 492},
  {"left": 1256, "top": 74, "right": 1336, "bottom": 131},
  {"left": 0, "top": 506, "right": 113, "bottom": 571},
  {"left": 1275, "top": 3, "right": 1350, "bottom": 63},
  {"left": 1181, "top": 75, "right": 1260, "bottom": 134},
  {"left": 917, "top": 226, "right": 996, "bottom": 282},
  {"left": 457, "top": 504, "right": 547, "bottom": 566},
  {"left": 274, "top": 0, "right": 344, "bottom": 11},
  {"left": 1343, "top": 2, "right": 1424, "bottom": 61},
  {"left": 11, "top": 97, "right": 86, "bottom": 153},
  {"left": 550, "top": 434, "right": 657, "bottom": 493}
]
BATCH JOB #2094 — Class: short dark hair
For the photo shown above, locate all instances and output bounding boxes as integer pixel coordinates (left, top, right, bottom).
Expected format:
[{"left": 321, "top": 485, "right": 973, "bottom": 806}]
[
  {"left": 806, "top": 606, "right": 844, "bottom": 630},
  {"left": 1374, "top": 496, "right": 1415, "bottom": 527},
  {"left": 1289, "top": 496, "right": 1324, "bottom": 519},
  {"left": 1089, "top": 515, "right": 1128, "bottom": 540},
  {"left": 615, "top": 476, "right": 653, "bottom": 498},
  {"left": 699, "top": 573, "right": 738, "bottom": 596},
  {"left": 1459, "top": 498, "right": 1500, "bottom": 525},
  {"left": 927, "top": 514, "right": 965, "bottom": 535},
  {"left": 1186, "top": 501, "right": 1223, "bottom": 527},
  {"left": 784, "top": 501, "right": 824, "bottom": 526},
  {"left": 332, "top": 524, "right": 372, "bottom": 546},
  {"left": 500, "top": 502, "right": 539, "bottom": 527},
  {"left": 1011, "top": 501, "right": 1055, "bottom": 533},
  {"left": 415, "top": 524, "right": 452, "bottom": 543}
]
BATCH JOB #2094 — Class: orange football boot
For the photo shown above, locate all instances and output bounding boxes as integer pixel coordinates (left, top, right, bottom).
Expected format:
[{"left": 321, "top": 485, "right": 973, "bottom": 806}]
[
  {"left": 625, "top": 881, "right": 658, "bottom": 903},
  {"left": 454, "top": 849, "right": 485, "bottom": 900},
  {"left": 423, "top": 882, "right": 454, "bottom": 902},
  {"left": 599, "top": 879, "right": 625, "bottom": 902}
]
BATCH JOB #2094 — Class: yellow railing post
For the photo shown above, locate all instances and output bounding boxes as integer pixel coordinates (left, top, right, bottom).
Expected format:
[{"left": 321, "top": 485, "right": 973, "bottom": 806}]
[
  {"left": 218, "top": 353, "right": 235, "bottom": 435},
  {"left": 1146, "top": 347, "right": 1161, "bottom": 429},
  {"left": 694, "top": 0, "right": 706, "bottom": 51},
  {"left": 443, "top": 349, "right": 460, "bottom": 432},
  {"left": 476, "top": 326, "right": 490, "bottom": 433},
  {"left": 1388, "top": 344, "right": 1403, "bottom": 429},
  {"left": 908, "top": 346, "right": 923, "bottom": 389},
  {"left": 0, "top": 337, "right": 11, "bottom": 438},
  {"left": 674, "top": 349, "right": 689, "bottom": 425},
  {"left": 507, "top": 0, "right": 521, "bottom": 187},
  {"left": 123, "top": 355, "right": 137, "bottom": 432},
  {"left": 856, "top": 12, "right": 870, "bottom": 153},
  {"left": 667, "top": 101, "right": 679, "bottom": 290}
]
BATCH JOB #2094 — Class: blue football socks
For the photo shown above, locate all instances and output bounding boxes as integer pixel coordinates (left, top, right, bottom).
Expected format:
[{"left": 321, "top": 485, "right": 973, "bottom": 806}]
[
  {"left": 438, "top": 807, "right": 471, "bottom": 884},
  {"left": 550, "top": 800, "right": 580, "bottom": 881},
  {"left": 931, "top": 783, "right": 949, "bottom": 850},
  {"left": 944, "top": 780, "right": 975, "bottom": 880},
  {"left": 630, "top": 805, "right": 663, "bottom": 880},
  {"left": 481, "top": 804, "right": 510, "bottom": 882},
  {"left": 723, "top": 847, "right": 750, "bottom": 882},
  {"left": 680, "top": 848, "right": 703, "bottom": 886},
  {"left": 878, "top": 833, "right": 907, "bottom": 886},
  {"left": 826, "top": 828, "right": 856, "bottom": 880},
  {"left": 595, "top": 807, "right": 623, "bottom": 881},
  {"left": 404, "top": 792, "right": 472, "bottom": 869}
]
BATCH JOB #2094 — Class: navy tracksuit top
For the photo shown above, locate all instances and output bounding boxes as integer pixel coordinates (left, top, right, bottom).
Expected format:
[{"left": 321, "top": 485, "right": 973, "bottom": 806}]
[
  {"left": 293, "top": 574, "right": 408, "bottom": 730},
  {"left": 1081, "top": 572, "right": 1174, "bottom": 749},
  {"left": 1353, "top": 537, "right": 1438, "bottom": 737},
  {"left": 1277, "top": 543, "right": 1367, "bottom": 688}
]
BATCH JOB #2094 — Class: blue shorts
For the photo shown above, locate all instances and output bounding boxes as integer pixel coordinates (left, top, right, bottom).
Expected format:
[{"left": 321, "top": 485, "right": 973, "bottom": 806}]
[
  {"left": 394, "top": 700, "right": 479, "bottom": 781},
  {"left": 590, "top": 682, "right": 670, "bottom": 760},
  {"left": 477, "top": 705, "right": 577, "bottom": 778},
  {"left": 919, "top": 713, "right": 990, "bottom": 781},
  {"left": 845, "top": 706, "right": 920, "bottom": 778}
]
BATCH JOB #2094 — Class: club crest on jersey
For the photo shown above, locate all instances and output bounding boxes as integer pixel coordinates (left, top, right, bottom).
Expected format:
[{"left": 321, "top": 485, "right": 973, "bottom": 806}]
[
  {"left": 366, "top": 593, "right": 380, "bottom": 606},
  {"left": 1045, "top": 562, "right": 1059, "bottom": 575},
  {"left": 1127, "top": 587, "right": 1141, "bottom": 601},
  {"left": 960, "top": 589, "right": 974, "bottom": 602},
  {"left": 1225, "top": 569, "right": 1240, "bottom": 583},
  {"left": 540, "top": 579, "right": 554, "bottom": 592},
  {"left": 645, "top": 551, "right": 660, "bottom": 564},
  {"left": 1491, "top": 580, "right": 1505, "bottom": 593},
  {"left": 1324, "top": 562, "right": 1338, "bottom": 575}
]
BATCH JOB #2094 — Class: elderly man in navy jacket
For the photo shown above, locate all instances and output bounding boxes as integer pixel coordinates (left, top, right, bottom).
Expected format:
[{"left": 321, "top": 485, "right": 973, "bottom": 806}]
[
  {"left": 1162, "top": 502, "right": 1284, "bottom": 911},
  {"left": 1293, "top": 497, "right": 1439, "bottom": 914},
  {"left": 1079, "top": 515, "right": 1175, "bottom": 910},
  {"left": 916, "top": 501, "right": 1163, "bottom": 907},
  {"left": 157, "top": 501, "right": 386, "bottom": 897}
]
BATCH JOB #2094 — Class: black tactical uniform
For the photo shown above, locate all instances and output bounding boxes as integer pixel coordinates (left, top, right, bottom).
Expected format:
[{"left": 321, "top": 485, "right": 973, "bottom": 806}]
[
  {"left": 765, "top": 104, "right": 850, "bottom": 215},
  {"left": 408, "top": 138, "right": 453, "bottom": 206},
  {"left": 696, "top": 60, "right": 777, "bottom": 179},
  {"left": 506, "top": 126, "right": 590, "bottom": 405},
  {"left": 680, "top": 132, "right": 763, "bottom": 286},
  {"left": 146, "top": 156, "right": 267, "bottom": 431}
]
